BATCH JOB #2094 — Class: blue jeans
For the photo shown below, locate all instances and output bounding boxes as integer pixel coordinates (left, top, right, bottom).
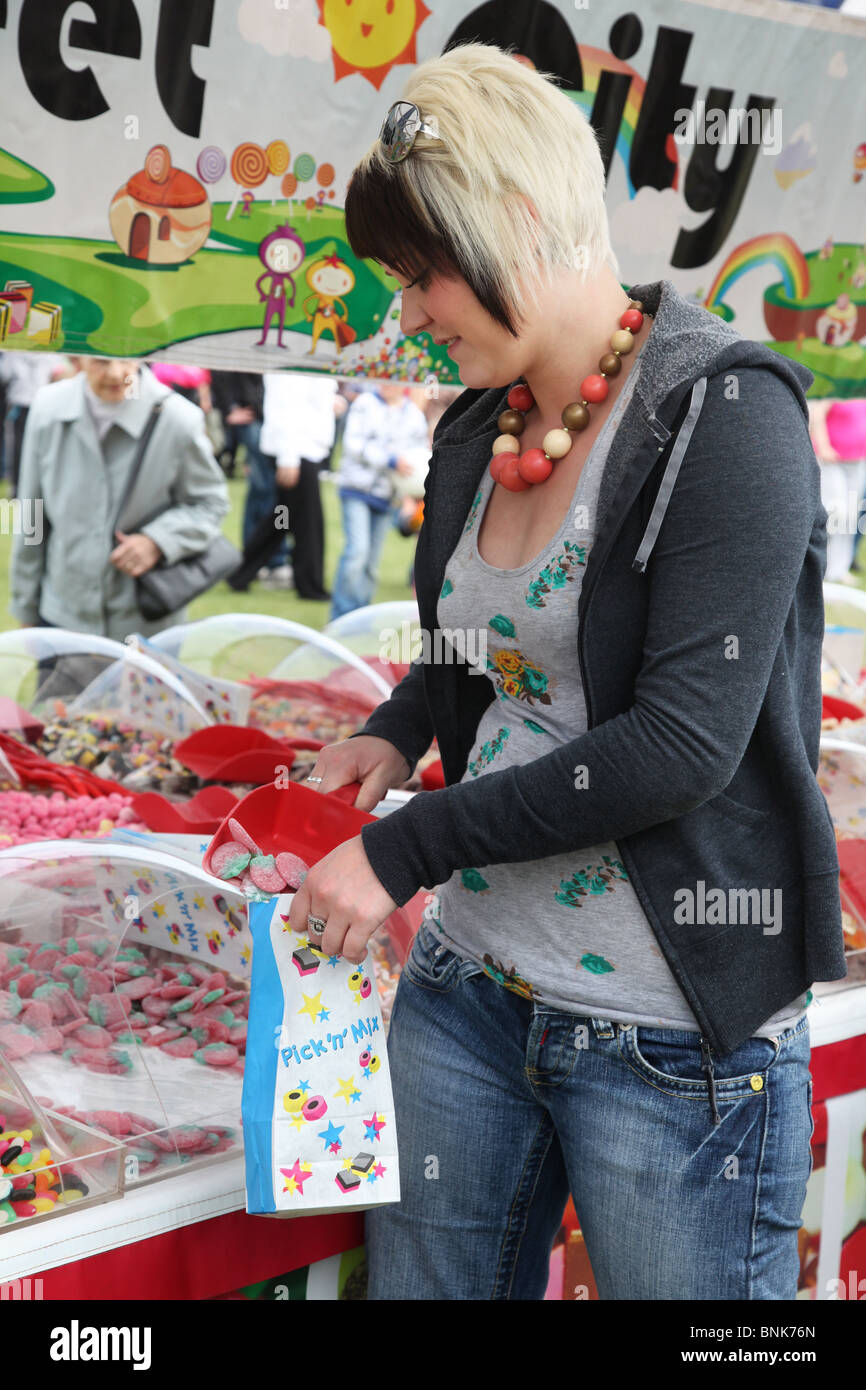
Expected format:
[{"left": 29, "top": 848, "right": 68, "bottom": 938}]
[
  {"left": 239, "top": 421, "right": 288, "bottom": 565},
  {"left": 365, "top": 924, "right": 814, "bottom": 1300},
  {"left": 329, "top": 494, "right": 394, "bottom": 620}
]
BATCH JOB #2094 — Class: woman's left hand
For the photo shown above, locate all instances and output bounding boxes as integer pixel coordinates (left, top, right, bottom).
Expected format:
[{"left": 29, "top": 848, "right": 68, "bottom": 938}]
[{"left": 287, "top": 834, "right": 398, "bottom": 964}]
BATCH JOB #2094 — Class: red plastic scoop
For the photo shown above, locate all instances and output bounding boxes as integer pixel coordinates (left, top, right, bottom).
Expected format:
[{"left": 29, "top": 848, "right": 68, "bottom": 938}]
[
  {"left": 822, "top": 694, "right": 866, "bottom": 723},
  {"left": 203, "top": 780, "right": 417, "bottom": 961},
  {"left": 174, "top": 725, "right": 323, "bottom": 784},
  {"left": 129, "top": 785, "right": 239, "bottom": 834}
]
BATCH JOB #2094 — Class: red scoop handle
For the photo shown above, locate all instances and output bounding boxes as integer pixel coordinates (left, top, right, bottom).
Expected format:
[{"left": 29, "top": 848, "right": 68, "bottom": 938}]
[{"left": 327, "top": 781, "right": 362, "bottom": 805}]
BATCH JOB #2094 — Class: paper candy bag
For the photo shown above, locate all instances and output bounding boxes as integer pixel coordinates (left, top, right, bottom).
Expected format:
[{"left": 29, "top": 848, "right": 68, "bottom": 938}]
[{"left": 243, "top": 895, "right": 400, "bottom": 1215}]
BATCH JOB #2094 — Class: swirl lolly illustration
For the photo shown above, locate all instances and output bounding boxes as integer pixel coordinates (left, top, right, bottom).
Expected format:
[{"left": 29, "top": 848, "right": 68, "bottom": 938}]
[
  {"left": 196, "top": 145, "right": 227, "bottom": 187},
  {"left": 227, "top": 141, "right": 268, "bottom": 221},
  {"left": 293, "top": 152, "right": 316, "bottom": 223},
  {"left": 267, "top": 140, "right": 290, "bottom": 207},
  {"left": 282, "top": 171, "right": 298, "bottom": 220}
]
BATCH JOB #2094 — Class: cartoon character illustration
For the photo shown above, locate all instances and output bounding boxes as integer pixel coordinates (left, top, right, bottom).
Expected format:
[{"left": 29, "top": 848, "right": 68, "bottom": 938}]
[
  {"left": 205, "top": 927, "right": 223, "bottom": 956},
  {"left": 303, "top": 254, "right": 357, "bottom": 355},
  {"left": 816, "top": 293, "right": 859, "bottom": 347},
  {"left": 316, "top": 0, "right": 431, "bottom": 90},
  {"left": 255, "top": 225, "right": 306, "bottom": 348}
]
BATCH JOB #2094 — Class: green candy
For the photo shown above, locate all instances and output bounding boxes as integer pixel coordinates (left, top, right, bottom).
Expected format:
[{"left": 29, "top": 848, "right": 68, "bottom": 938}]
[{"left": 202, "top": 988, "right": 225, "bottom": 1004}]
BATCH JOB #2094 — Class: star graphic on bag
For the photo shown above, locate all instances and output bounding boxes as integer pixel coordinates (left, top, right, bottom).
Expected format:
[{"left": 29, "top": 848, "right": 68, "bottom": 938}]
[
  {"left": 363, "top": 1113, "right": 386, "bottom": 1142},
  {"left": 280, "top": 1159, "right": 313, "bottom": 1196},
  {"left": 333, "top": 1075, "right": 358, "bottom": 1104},
  {"left": 318, "top": 1121, "right": 344, "bottom": 1153},
  {"left": 297, "top": 990, "right": 323, "bottom": 1022}
]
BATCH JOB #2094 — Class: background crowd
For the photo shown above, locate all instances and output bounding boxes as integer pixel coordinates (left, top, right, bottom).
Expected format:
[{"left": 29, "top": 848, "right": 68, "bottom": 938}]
[{"left": 0, "top": 351, "right": 459, "bottom": 639}]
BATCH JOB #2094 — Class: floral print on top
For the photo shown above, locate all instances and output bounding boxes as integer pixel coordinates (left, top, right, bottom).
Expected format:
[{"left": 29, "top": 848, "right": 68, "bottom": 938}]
[{"left": 430, "top": 341, "right": 807, "bottom": 1037}]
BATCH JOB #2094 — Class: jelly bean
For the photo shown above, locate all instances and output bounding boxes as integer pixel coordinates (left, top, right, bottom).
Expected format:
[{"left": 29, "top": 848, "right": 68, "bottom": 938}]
[
  {"left": 32, "top": 1196, "right": 57, "bottom": 1213},
  {"left": 57, "top": 1189, "right": 83, "bottom": 1204},
  {"left": 0, "top": 1202, "right": 17, "bottom": 1224},
  {"left": 10, "top": 1200, "right": 38, "bottom": 1216}
]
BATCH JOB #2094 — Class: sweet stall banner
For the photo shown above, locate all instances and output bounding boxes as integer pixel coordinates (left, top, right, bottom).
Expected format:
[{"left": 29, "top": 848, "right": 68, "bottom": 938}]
[{"left": 1, "top": 0, "right": 866, "bottom": 394}]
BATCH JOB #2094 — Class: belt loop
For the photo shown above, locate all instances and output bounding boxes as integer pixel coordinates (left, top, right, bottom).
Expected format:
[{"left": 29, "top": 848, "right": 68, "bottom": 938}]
[
  {"left": 590, "top": 1016, "right": 615, "bottom": 1040},
  {"left": 700, "top": 1035, "right": 722, "bottom": 1126}
]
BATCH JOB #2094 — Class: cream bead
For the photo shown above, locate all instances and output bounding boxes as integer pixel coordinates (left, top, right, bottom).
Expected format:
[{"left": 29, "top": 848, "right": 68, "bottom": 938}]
[
  {"left": 492, "top": 434, "right": 522, "bottom": 455},
  {"left": 610, "top": 329, "right": 634, "bottom": 354},
  {"left": 542, "top": 428, "right": 573, "bottom": 460}
]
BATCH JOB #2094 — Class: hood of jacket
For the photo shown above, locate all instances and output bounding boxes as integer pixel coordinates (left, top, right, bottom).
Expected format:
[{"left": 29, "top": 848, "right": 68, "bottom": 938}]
[{"left": 431, "top": 277, "right": 815, "bottom": 573}]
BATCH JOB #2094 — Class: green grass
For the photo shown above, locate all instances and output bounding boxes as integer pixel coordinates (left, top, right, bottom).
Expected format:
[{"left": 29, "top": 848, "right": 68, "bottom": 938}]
[{"left": 0, "top": 467, "right": 417, "bottom": 635}]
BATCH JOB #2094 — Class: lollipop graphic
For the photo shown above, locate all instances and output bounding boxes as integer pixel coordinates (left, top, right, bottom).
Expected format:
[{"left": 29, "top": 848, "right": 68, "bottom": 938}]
[
  {"left": 145, "top": 144, "right": 171, "bottom": 184},
  {"left": 282, "top": 171, "right": 298, "bottom": 217},
  {"left": 227, "top": 141, "right": 268, "bottom": 220},
  {"left": 197, "top": 145, "right": 226, "bottom": 185},
  {"left": 267, "top": 139, "right": 290, "bottom": 206}
]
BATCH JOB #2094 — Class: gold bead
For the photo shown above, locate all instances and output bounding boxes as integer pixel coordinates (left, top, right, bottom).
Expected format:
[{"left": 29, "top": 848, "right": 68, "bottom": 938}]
[
  {"left": 610, "top": 329, "right": 634, "bottom": 354},
  {"left": 561, "top": 401, "right": 590, "bottom": 431},
  {"left": 497, "top": 408, "right": 525, "bottom": 436},
  {"left": 492, "top": 434, "right": 521, "bottom": 455},
  {"left": 629, "top": 299, "right": 643, "bottom": 312},
  {"left": 542, "top": 428, "right": 573, "bottom": 460},
  {"left": 599, "top": 352, "right": 621, "bottom": 376}
]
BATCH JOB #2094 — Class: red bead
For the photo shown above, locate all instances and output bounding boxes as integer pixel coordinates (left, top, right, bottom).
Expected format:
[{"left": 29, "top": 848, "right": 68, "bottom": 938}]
[
  {"left": 620, "top": 308, "right": 643, "bottom": 333},
  {"left": 580, "top": 374, "right": 609, "bottom": 404},
  {"left": 499, "top": 455, "right": 531, "bottom": 491},
  {"left": 489, "top": 454, "right": 509, "bottom": 482},
  {"left": 507, "top": 384, "right": 534, "bottom": 412},
  {"left": 517, "top": 449, "right": 553, "bottom": 484}
]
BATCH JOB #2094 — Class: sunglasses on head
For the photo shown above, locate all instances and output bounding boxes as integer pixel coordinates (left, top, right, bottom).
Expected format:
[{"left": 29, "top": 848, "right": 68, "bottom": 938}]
[{"left": 379, "top": 100, "right": 443, "bottom": 164}]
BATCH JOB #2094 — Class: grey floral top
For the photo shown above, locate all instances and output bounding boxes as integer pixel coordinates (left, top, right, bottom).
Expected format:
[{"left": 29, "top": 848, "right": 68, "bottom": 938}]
[{"left": 426, "top": 349, "right": 807, "bottom": 1037}]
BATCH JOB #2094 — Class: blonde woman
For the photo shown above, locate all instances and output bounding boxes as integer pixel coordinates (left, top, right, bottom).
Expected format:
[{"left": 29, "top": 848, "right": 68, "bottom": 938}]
[{"left": 289, "top": 43, "right": 843, "bottom": 1300}]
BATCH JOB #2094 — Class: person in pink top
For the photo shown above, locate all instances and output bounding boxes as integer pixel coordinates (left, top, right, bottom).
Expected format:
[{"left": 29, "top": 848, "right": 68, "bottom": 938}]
[{"left": 809, "top": 397, "right": 866, "bottom": 580}]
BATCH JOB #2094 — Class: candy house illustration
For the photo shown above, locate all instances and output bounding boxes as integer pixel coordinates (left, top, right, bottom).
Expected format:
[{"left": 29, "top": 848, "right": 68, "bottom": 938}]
[{"left": 109, "top": 145, "right": 211, "bottom": 265}]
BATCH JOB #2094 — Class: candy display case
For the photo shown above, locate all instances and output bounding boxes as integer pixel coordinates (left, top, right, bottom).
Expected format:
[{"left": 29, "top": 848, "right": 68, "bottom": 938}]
[
  {"left": 0, "top": 840, "right": 250, "bottom": 1190},
  {"left": 0, "top": 629, "right": 213, "bottom": 798},
  {"left": 324, "top": 600, "right": 420, "bottom": 687},
  {"left": 0, "top": 1048, "right": 126, "bottom": 1231}
]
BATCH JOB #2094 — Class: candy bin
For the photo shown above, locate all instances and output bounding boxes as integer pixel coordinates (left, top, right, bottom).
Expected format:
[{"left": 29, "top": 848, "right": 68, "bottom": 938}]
[
  {"left": 0, "top": 1047, "right": 125, "bottom": 1231},
  {"left": 325, "top": 599, "right": 420, "bottom": 687},
  {"left": 0, "top": 628, "right": 212, "bottom": 796},
  {"left": 0, "top": 839, "right": 251, "bottom": 1191},
  {"left": 148, "top": 613, "right": 395, "bottom": 780}
]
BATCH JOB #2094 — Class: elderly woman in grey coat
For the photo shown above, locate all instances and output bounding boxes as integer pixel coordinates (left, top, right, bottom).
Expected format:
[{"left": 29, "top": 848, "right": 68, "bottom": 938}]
[{"left": 10, "top": 357, "right": 229, "bottom": 642}]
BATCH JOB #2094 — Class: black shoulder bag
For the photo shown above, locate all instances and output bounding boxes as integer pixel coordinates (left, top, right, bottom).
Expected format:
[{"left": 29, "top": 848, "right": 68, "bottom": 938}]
[{"left": 113, "top": 401, "right": 241, "bottom": 621}]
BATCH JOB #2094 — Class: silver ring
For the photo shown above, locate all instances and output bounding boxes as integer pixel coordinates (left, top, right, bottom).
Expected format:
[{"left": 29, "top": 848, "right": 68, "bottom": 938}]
[
  {"left": 307, "top": 914, "right": 327, "bottom": 936},
  {"left": 306, "top": 775, "right": 323, "bottom": 784}
]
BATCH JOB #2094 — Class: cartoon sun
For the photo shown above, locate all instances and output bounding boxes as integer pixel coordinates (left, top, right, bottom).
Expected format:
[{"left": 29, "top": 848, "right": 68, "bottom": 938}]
[{"left": 316, "top": 0, "right": 431, "bottom": 90}]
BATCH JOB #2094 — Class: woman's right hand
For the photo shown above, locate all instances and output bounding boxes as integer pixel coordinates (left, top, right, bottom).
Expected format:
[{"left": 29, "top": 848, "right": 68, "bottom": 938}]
[{"left": 303, "top": 735, "right": 412, "bottom": 813}]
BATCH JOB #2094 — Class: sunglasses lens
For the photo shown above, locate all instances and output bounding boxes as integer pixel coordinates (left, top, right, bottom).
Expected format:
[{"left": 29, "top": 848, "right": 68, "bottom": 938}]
[{"left": 380, "top": 101, "right": 421, "bottom": 163}]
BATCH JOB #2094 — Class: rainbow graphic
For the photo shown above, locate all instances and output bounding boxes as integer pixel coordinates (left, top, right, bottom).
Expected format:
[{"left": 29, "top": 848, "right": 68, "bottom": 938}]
[
  {"left": 704, "top": 234, "right": 810, "bottom": 312},
  {"left": 570, "top": 47, "right": 680, "bottom": 198}
]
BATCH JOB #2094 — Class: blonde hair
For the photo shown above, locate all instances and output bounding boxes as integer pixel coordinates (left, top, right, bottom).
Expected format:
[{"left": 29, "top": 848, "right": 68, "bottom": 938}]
[{"left": 345, "top": 42, "right": 619, "bottom": 336}]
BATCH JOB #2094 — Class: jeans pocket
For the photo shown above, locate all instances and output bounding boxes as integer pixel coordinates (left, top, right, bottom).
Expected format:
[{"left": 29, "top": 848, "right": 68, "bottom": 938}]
[
  {"left": 403, "top": 924, "right": 474, "bottom": 994},
  {"left": 621, "top": 1025, "right": 779, "bottom": 1100}
]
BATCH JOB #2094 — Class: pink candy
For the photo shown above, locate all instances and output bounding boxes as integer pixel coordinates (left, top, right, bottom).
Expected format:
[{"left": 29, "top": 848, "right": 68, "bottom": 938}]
[{"left": 0, "top": 789, "right": 145, "bottom": 845}]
